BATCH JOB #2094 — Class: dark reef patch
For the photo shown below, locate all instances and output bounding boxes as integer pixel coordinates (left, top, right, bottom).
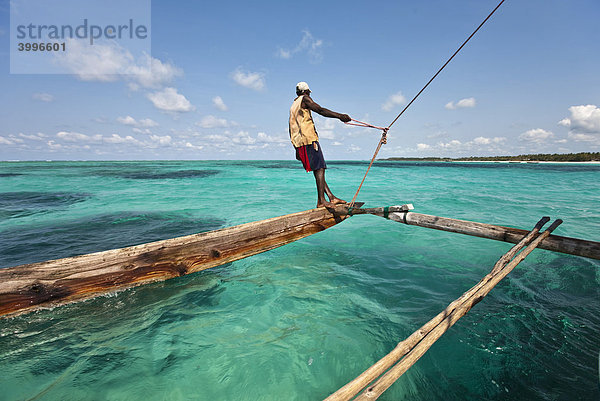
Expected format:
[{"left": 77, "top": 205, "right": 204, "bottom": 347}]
[
  {"left": 254, "top": 163, "right": 304, "bottom": 169},
  {"left": 0, "top": 211, "right": 225, "bottom": 268},
  {"left": 0, "top": 192, "right": 91, "bottom": 219},
  {"left": 95, "top": 169, "right": 220, "bottom": 180}
]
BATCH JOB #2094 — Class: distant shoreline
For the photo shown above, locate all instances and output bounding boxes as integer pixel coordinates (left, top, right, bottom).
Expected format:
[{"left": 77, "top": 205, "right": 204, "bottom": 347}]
[
  {"left": 376, "top": 160, "right": 600, "bottom": 165},
  {"left": 448, "top": 160, "right": 600, "bottom": 164},
  {"left": 382, "top": 152, "right": 600, "bottom": 163},
  {"left": 378, "top": 159, "right": 600, "bottom": 165}
]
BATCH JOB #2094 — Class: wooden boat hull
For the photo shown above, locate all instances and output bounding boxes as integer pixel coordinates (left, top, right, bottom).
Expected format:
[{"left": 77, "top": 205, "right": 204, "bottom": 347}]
[{"left": 0, "top": 206, "right": 349, "bottom": 318}]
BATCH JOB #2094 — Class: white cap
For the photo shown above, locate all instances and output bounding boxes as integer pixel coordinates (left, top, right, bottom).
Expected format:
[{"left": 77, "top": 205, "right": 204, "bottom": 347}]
[{"left": 296, "top": 81, "right": 310, "bottom": 92}]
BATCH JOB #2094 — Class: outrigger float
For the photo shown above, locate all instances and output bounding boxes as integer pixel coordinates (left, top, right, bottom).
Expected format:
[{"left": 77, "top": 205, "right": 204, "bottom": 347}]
[{"left": 1, "top": 203, "right": 599, "bottom": 399}]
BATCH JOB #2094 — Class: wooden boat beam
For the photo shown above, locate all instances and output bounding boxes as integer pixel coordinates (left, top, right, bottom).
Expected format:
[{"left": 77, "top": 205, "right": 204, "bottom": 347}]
[
  {"left": 348, "top": 206, "right": 600, "bottom": 260},
  {"left": 0, "top": 206, "right": 350, "bottom": 318}
]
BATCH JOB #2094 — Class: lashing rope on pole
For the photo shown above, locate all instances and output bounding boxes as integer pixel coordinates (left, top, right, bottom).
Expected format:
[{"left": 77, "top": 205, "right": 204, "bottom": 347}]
[{"left": 345, "top": 0, "right": 505, "bottom": 208}]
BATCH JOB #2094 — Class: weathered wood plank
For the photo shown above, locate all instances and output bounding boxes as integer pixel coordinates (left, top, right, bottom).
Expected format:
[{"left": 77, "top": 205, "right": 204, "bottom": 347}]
[
  {"left": 351, "top": 207, "right": 600, "bottom": 260},
  {"left": 0, "top": 206, "right": 349, "bottom": 318}
]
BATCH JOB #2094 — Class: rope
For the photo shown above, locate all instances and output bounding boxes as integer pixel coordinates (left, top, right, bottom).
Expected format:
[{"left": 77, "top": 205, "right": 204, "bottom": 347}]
[
  {"left": 387, "top": 0, "right": 505, "bottom": 131},
  {"left": 344, "top": 118, "right": 388, "bottom": 131},
  {"left": 345, "top": 0, "right": 505, "bottom": 207},
  {"left": 346, "top": 123, "right": 388, "bottom": 207}
]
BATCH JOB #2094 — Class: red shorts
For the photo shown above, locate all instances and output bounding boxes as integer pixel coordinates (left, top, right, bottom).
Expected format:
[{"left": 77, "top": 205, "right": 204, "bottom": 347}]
[{"left": 295, "top": 141, "right": 327, "bottom": 172}]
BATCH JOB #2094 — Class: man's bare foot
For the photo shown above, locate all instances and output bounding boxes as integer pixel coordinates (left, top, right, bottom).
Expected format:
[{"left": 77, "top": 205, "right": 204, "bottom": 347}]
[
  {"left": 330, "top": 197, "right": 347, "bottom": 205},
  {"left": 317, "top": 201, "right": 335, "bottom": 208}
]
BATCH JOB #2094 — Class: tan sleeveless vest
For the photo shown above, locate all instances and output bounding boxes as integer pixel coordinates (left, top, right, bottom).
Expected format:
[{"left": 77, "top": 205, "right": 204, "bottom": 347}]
[{"left": 289, "top": 95, "right": 319, "bottom": 147}]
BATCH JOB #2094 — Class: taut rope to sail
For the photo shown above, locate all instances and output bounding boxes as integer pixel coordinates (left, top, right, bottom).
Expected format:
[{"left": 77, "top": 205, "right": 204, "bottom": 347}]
[{"left": 346, "top": 0, "right": 506, "bottom": 207}]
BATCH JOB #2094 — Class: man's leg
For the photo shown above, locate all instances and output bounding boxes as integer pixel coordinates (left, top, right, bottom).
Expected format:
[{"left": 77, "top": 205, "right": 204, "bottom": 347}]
[
  {"left": 321, "top": 171, "right": 346, "bottom": 204},
  {"left": 323, "top": 179, "right": 347, "bottom": 204},
  {"left": 313, "top": 168, "right": 333, "bottom": 208}
]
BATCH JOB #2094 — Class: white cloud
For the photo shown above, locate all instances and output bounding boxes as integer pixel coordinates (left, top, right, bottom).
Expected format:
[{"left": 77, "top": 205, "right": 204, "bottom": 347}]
[
  {"left": 0, "top": 133, "right": 51, "bottom": 149},
  {"left": 0, "top": 136, "right": 15, "bottom": 145},
  {"left": 256, "top": 132, "right": 288, "bottom": 144},
  {"left": 54, "top": 39, "right": 133, "bottom": 82},
  {"left": 207, "top": 134, "right": 229, "bottom": 143},
  {"left": 201, "top": 130, "right": 286, "bottom": 152},
  {"left": 148, "top": 135, "right": 173, "bottom": 146},
  {"left": 117, "top": 116, "right": 158, "bottom": 128},
  {"left": 445, "top": 97, "right": 476, "bottom": 110},
  {"left": 558, "top": 105, "right": 600, "bottom": 134},
  {"left": 439, "top": 139, "right": 462, "bottom": 149},
  {"left": 32, "top": 93, "right": 54, "bottom": 102},
  {"left": 319, "top": 130, "right": 336, "bottom": 140},
  {"left": 41, "top": 129, "right": 215, "bottom": 153},
  {"left": 472, "top": 136, "right": 491, "bottom": 145},
  {"left": 57, "top": 131, "right": 101, "bottom": 142},
  {"left": 382, "top": 91, "right": 406, "bottom": 111},
  {"left": 19, "top": 133, "right": 47, "bottom": 141},
  {"left": 103, "top": 134, "right": 141, "bottom": 145},
  {"left": 55, "top": 131, "right": 144, "bottom": 146},
  {"left": 47, "top": 140, "right": 63, "bottom": 150},
  {"left": 348, "top": 144, "right": 361, "bottom": 153},
  {"left": 212, "top": 96, "right": 228, "bottom": 111},
  {"left": 231, "top": 68, "right": 265, "bottom": 91},
  {"left": 147, "top": 87, "right": 194, "bottom": 112},
  {"left": 126, "top": 55, "right": 183, "bottom": 90},
  {"left": 414, "top": 136, "right": 507, "bottom": 154},
  {"left": 567, "top": 132, "right": 600, "bottom": 144},
  {"left": 117, "top": 116, "right": 137, "bottom": 125},
  {"left": 54, "top": 39, "right": 182, "bottom": 89},
  {"left": 314, "top": 117, "right": 339, "bottom": 140},
  {"left": 277, "top": 30, "right": 324, "bottom": 63},
  {"left": 197, "top": 115, "right": 231, "bottom": 129},
  {"left": 232, "top": 131, "right": 257, "bottom": 145},
  {"left": 471, "top": 136, "right": 505, "bottom": 146},
  {"left": 321, "top": 119, "right": 337, "bottom": 129},
  {"left": 492, "top": 137, "right": 506, "bottom": 144},
  {"left": 519, "top": 128, "right": 554, "bottom": 143},
  {"left": 185, "top": 142, "right": 203, "bottom": 150},
  {"left": 278, "top": 49, "right": 291, "bottom": 59},
  {"left": 138, "top": 118, "right": 157, "bottom": 127}
]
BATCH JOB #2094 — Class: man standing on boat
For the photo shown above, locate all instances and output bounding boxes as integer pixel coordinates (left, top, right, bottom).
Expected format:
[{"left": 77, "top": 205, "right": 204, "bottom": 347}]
[{"left": 289, "top": 82, "right": 351, "bottom": 208}]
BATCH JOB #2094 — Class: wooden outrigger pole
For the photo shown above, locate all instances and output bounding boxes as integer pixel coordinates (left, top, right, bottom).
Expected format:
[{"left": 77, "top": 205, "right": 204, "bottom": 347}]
[
  {"left": 1, "top": 204, "right": 598, "bottom": 320},
  {"left": 349, "top": 205, "right": 600, "bottom": 260},
  {"left": 325, "top": 216, "right": 565, "bottom": 400},
  {"left": 321, "top": 207, "right": 597, "bottom": 400}
]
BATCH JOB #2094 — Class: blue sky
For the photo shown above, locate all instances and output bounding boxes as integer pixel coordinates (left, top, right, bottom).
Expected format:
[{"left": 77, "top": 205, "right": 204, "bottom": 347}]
[{"left": 1, "top": 0, "right": 599, "bottom": 160}]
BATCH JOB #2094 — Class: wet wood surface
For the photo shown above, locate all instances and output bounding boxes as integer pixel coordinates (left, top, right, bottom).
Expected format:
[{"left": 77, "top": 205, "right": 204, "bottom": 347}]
[{"left": 0, "top": 206, "right": 349, "bottom": 318}]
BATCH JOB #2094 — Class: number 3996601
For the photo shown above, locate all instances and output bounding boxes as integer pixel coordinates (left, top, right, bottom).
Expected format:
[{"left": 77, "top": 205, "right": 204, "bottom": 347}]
[{"left": 18, "top": 42, "right": 66, "bottom": 51}]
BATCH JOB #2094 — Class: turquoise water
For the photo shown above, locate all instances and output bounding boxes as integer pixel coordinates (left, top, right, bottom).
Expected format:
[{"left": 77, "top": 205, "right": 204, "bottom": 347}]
[{"left": 0, "top": 160, "right": 599, "bottom": 400}]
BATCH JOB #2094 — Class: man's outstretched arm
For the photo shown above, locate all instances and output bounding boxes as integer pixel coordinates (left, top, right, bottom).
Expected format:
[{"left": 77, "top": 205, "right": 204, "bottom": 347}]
[{"left": 302, "top": 95, "right": 351, "bottom": 122}]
